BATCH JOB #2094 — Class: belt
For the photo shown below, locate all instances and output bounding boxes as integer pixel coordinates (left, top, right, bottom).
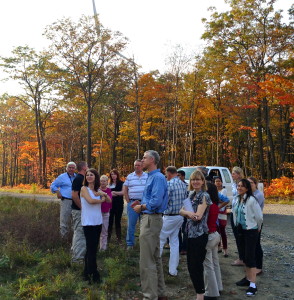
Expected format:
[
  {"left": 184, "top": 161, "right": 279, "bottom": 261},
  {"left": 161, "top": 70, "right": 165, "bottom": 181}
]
[
  {"left": 61, "top": 197, "right": 72, "bottom": 200},
  {"left": 130, "top": 199, "right": 141, "bottom": 201},
  {"left": 163, "top": 214, "right": 180, "bottom": 216},
  {"left": 141, "top": 212, "right": 163, "bottom": 216},
  {"left": 208, "top": 231, "right": 217, "bottom": 234}
]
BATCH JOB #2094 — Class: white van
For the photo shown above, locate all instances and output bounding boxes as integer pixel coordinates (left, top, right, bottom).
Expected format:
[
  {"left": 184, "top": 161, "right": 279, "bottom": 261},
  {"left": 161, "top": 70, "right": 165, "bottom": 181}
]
[{"left": 178, "top": 166, "right": 234, "bottom": 201}]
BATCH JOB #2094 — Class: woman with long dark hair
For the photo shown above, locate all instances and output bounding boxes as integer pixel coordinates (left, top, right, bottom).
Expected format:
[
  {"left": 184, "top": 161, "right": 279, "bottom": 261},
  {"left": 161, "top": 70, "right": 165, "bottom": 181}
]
[
  {"left": 80, "top": 168, "right": 107, "bottom": 283},
  {"left": 180, "top": 170, "right": 211, "bottom": 300},
  {"left": 233, "top": 179, "right": 263, "bottom": 297},
  {"left": 108, "top": 169, "right": 124, "bottom": 243},
  {"left": 248, "top": 176, "right": 264, "bottom": 275}
]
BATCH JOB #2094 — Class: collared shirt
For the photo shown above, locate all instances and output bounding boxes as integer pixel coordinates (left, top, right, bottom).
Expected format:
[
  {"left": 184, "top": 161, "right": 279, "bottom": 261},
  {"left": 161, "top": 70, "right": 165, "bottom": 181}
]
[
  {"left": 124, "top": 171, "right": 148, "bottom": 200},
  {"left": 254, "top": 189, "right": 265, "bottom": 211},
  {"left": 164, "top": 177, "right": 187, "bottom": 215},
  {"left": 141, "top": 169, "right": 168, "bottom": 214},
  {"left": 50, "top": 172, "right": 76, "bottom": 199}
]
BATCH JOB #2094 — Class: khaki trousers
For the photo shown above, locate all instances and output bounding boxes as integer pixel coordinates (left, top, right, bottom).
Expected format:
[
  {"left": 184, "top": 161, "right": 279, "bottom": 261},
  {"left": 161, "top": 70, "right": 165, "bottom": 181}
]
[
  {"left": 204, "top": 232, "right": 223, "bottom": 297},
  {"left": 60, "top": 199, "right": 72, "bottom": 237},
  {"left": 139, "top": 214, "right": 166, "bottom": 300},
  {"left": 71, "top": 209, "right": 86, "bottom": 262}
]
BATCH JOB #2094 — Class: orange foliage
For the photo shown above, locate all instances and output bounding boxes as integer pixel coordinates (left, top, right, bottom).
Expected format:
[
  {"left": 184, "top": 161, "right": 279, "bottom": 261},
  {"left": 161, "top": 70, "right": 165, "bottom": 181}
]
[{"left": 264, "top": 177, "right": 294, "bottom": 198}]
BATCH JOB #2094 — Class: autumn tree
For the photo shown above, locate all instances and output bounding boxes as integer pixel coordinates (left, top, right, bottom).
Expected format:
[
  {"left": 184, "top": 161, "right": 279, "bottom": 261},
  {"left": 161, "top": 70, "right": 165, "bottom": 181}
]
[
  {"left": 0, "top": 47, "right": 59, "bottom": 187},
  {"left": 44, "top": 16, "right": 128, "bottom": 166},
  {"left": 201, "top": 0, "right": 293, "bottom": 180}
]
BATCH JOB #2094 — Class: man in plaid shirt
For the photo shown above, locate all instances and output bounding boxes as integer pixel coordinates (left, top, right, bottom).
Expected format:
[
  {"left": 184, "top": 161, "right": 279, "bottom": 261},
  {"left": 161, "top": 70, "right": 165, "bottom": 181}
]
[{"left": 159, "top": 166, "right": 188, "bottom": 276}]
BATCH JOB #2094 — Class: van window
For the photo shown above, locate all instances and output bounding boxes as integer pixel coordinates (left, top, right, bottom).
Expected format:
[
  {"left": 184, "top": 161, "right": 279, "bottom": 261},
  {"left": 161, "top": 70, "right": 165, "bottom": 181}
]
[
  {"left": 178, "top": 167, "right": 197, "bottom": 180},
  {"left": 209, "top": 169, "right": 221, "bottom": 179},
  {"left": 222, "top": 169, "right": 231, "bottom": 183}
]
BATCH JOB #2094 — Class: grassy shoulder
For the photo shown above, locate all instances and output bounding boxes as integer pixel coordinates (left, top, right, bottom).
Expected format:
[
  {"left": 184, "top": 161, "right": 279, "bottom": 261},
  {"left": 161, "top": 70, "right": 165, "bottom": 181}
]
[
  {"left": 265, "top": 197, "right": 294, "bottom": 205},
  {"left": 0, "top": 184, "right": 51, "bottom": 195},
  {"left": 0, "top": 196, "right": 142, "bottom": 300}
]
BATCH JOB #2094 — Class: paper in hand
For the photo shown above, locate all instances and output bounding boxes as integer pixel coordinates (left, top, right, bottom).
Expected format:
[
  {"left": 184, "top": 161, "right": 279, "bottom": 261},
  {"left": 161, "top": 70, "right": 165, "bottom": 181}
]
[{"left": 183, "top": 198, "right": 194, "bottom": 212}]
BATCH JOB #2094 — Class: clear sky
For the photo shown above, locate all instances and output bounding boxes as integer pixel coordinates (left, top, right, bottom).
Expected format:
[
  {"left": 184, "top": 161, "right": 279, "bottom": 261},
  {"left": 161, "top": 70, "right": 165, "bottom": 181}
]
[{"left": 0, "top": 0, "right": 291, "bottom": 95}]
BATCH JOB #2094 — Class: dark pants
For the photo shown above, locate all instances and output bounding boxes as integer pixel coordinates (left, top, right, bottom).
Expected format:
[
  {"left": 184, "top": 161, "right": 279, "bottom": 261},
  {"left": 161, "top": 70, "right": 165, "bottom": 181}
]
[
  {"left": 187, "top": 234, "right": 208, "bottom": 294},
  {"left": 108, "top": 200, "right": 124, "bottom": 240},
  {"left": 236, "top": 226, "right": 259, "bottom": 268},
  {"left": 230, "top": 213, "right": 242, "bottom": 258},
  {"left": 179, "top": 217, "right": 188, "bottom": 252},
  {"left": 256, "top": 224, "right": 263, "bottom": 269},
  {"left": 83, "top": 225, "right": 102, "bottom": 279},
  {"left": 217, "top": 219, "right": 228, "bottom": 250}
]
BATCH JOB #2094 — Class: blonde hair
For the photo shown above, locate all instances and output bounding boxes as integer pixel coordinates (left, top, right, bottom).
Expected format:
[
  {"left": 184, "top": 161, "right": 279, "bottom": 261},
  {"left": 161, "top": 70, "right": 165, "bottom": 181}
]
[
  {"left": 232, "top": 166, "right": 244, "bottom": 179},
  {"left": 100, "top": 175, "right": 109, "bottom": 181},
  {"left": 189, "top": 170, "right": 207, "bottom": 191}
]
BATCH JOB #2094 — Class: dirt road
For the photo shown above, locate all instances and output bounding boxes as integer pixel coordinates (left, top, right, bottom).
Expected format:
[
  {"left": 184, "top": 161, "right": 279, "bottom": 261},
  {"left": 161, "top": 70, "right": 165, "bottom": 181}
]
[{"left": 161, "top": 204, "right": 294, "bottom": 300}]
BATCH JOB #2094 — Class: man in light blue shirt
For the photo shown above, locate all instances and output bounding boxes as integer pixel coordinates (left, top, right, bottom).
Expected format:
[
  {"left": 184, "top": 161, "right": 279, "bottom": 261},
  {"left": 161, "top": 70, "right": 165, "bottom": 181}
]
[
  {"left": 133, "top": 150, "right": 168, "bottom": 300},
  {"left": 50, "top": 161, "right": 76, "bottom": 237},
  {"left": 123, "top": 159, "right": 148, "bottom": 249}
]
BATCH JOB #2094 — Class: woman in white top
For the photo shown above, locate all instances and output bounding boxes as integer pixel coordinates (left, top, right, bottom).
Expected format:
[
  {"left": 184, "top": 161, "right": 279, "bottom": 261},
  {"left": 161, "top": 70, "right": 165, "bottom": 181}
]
[
  {"left": 232, "top": 179, "right": 263, "bottom": 297},
  {"left": 80, "top": 168, "right": 107, "bottom": 283},
  {"left": 248, "top": 176, "right": 265, "bottom": 275}
]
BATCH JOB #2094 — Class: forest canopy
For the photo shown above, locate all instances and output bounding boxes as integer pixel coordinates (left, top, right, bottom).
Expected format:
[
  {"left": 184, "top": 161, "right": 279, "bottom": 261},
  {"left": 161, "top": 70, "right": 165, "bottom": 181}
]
[{"left": 0, "top": 0, "right": 293, "bottom": 187}]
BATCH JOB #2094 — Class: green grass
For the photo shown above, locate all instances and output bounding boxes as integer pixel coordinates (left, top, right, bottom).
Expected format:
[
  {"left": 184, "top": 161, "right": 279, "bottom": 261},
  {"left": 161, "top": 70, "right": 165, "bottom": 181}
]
[
  {"left": 266, "top": 197, "right": 294, "bottom": 205},
  {"left": 0, "top": 196, "right": 141, "bottom": 299}
]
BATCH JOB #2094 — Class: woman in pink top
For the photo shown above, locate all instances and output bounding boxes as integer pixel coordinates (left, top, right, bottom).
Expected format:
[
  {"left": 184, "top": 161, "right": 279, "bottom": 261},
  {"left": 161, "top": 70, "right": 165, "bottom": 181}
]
[{"left": 99, "top": 175, "right": 112, "bottom": 251}]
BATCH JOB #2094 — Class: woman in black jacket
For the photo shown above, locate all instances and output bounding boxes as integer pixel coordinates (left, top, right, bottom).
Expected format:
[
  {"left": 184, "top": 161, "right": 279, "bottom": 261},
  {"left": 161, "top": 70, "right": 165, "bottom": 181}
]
[{"left": 108, "top": 169, "right": 124, "bottom": 243}]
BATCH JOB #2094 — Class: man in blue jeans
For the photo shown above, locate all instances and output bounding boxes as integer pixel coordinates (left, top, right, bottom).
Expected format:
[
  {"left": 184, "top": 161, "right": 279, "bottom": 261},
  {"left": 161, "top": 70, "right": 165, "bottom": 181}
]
[{"left": 123, "top": 159, "right": 148, "bottom": 250}]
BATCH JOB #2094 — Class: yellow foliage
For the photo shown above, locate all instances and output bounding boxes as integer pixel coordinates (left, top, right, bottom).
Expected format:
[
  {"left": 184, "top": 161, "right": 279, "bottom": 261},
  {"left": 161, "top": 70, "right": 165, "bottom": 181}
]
[{"left": 264, "top": 177, "right": 294, "bottom": 198}]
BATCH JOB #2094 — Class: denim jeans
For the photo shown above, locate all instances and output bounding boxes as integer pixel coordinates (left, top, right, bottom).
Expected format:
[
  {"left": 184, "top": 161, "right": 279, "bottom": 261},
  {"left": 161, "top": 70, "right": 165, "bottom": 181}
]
[{"left": 126, "top": 201, "right": 141, "bottom": 246}]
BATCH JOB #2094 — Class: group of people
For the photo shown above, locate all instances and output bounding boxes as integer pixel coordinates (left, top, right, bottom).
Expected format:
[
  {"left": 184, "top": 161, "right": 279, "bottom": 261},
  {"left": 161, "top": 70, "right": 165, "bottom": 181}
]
[{"left": 50, "top": 152, "right": 264, "bottom": 300}]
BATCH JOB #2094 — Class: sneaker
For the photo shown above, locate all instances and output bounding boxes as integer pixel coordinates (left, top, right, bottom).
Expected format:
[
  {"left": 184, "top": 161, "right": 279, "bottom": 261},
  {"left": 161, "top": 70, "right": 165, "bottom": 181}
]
[
  {"left": 236, "top": 277, "right": 250, "bottom": 286},
  {"left": 246, "top": 286, "right": 257, "bottom": 296}
]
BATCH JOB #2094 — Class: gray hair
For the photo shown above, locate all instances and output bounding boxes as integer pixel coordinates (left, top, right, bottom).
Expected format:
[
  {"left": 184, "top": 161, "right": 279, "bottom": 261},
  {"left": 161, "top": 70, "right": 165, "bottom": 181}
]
[
  {"left": 145, "top": 150, "right": 160, "bottom": 165},
  {"left": 134, "top": 159, "right": 142, "bottom": 164},
  {"left": 67, "top": 161, "right": 76, "bottom": 168}
]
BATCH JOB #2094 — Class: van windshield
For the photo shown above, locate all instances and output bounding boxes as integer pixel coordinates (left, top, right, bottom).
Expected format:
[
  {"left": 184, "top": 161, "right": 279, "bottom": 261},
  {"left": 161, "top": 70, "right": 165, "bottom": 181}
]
[{"left": 178, "top": 167, "right": 197, "bottom": 180}]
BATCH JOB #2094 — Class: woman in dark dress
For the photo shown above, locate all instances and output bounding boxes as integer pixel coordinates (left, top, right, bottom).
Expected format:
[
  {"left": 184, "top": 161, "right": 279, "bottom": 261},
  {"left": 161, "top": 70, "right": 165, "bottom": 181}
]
[{"left": 107, "top": 169, "right": 124, "bottom": 243}]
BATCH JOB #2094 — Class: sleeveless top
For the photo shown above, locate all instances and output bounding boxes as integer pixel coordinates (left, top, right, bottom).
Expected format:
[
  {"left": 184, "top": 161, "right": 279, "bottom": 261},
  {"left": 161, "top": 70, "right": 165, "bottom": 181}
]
[
  {"left": 186, "top": 191, "right": 211, "bottom": 238},
  {"left": 81, "top": 187, "right": 103, "bottom": 226}
]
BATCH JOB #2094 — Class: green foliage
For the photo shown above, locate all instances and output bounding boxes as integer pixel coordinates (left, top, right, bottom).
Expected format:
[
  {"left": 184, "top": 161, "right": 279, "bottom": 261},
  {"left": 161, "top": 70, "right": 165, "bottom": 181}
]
[
  {"left": 2, "top": 238, "right": 42, "bottom": 268},
  {"left": 0, "top": 196, "right": 141, "bottom": 299}
]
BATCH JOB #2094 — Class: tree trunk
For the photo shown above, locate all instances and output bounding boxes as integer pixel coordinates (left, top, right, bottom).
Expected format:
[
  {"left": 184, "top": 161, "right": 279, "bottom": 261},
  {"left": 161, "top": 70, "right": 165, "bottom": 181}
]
[
  {"left": 256, "top": 105, "right": 265, "bottom": 180},
  {"left": 87, "top": 101, "right": 92, "bottom": 167}
]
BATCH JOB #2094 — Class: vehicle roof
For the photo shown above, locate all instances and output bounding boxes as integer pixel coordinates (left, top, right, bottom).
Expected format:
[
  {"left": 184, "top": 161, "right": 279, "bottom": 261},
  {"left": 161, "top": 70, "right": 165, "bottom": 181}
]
[{"left": 178, "top": 166, "right": 228, "bottom": 169}]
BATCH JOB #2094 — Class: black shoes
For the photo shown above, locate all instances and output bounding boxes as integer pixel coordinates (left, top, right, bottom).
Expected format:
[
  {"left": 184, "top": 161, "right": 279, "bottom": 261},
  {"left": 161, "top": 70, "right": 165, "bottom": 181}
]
[
  {"left": 236, "top": 277, "right": 250, "bottom": 286},
  {"left": 246, "top": 286, "right": 257, "bottom": 296}
]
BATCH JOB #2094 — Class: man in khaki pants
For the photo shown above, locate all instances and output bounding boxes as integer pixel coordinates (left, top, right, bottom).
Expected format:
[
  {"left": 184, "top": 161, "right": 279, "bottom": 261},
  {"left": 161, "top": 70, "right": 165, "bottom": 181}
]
[
  {"left": 50, "top": 162, "right": 76, "bottom": 237},
  {"left": 133, "top": 150, "right": 168, "bottom": 300}
]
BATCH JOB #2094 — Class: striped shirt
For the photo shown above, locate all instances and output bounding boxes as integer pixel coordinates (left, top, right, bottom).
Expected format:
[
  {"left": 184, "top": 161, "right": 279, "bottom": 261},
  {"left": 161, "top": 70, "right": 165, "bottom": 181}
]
[
  {"left": 164, "top": 177, "right": 187, "bottom": 215},
  {"left": 124, "top": 171, "right": 148, "bottom": 200}
]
